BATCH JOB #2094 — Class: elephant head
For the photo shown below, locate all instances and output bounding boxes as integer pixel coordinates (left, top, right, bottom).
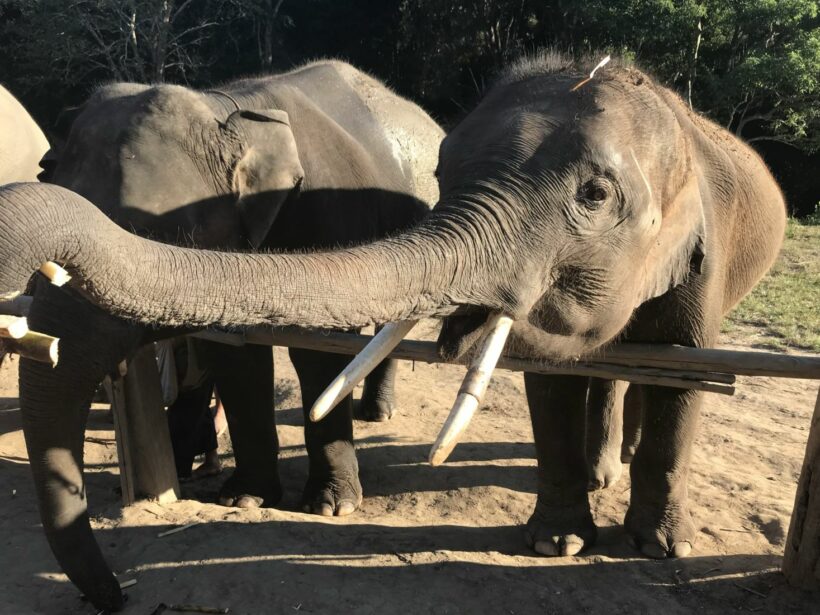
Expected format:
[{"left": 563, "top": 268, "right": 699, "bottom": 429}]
[
  {"left": 47, "top": 84, "right": 304, "bottom": 249},
  {"left": 0, "top": 56, "right": 718, "bottom": 611}
]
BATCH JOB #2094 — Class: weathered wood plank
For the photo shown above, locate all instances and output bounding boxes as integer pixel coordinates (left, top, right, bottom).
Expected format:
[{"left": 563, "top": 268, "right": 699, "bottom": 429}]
[{"left": 782, "top": 385, "right": 820, "bottom": 589}]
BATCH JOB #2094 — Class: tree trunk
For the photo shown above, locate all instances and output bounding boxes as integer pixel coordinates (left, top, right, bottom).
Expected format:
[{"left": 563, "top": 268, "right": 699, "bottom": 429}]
[
  {"left": 782, "top": 386, "right": 820, "bottom": 589},
  {"left": 152, "top": 0, "right": 173, "bottom": 83}
]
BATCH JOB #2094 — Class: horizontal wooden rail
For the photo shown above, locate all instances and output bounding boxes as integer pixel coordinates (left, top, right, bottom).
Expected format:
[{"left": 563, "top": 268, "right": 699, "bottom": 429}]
[
  {"left": 194, "top": 328, "right": 739, "bottom": 395},
  {"left": 195, "top": 326, "right": 820, "bottom": 380}
]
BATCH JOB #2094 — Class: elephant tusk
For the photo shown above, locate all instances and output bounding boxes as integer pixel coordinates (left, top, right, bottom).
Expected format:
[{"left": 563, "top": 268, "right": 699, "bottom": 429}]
[
  {"left": 429, "top": 313, "right": 513, "bottom": 466},
  {"left": 39, "top": 261, "right": 71, "bottom": 286},
  {"left": 310, "top": 320, "right": 419, "bottom": 422}
]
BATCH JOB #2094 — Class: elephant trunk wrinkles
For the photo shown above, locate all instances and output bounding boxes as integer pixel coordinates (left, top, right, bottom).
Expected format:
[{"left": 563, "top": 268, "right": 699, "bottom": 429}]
[{"left": 0, "top": 183, "right": 496, "bottom": 330}]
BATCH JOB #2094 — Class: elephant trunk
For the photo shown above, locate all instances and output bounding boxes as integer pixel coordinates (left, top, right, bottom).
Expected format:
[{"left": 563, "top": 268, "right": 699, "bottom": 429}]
[
  {"left": 20, "top": 283, "right": 142, "bottom": 612},
  {"left": 0, "top": 183, "right": 505, "bottom": 331}
]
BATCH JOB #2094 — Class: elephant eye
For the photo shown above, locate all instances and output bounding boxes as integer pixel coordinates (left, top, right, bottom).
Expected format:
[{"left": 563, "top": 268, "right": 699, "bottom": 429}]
[{"left": 579, "top": 179, "right": 611, "bottom": 209}]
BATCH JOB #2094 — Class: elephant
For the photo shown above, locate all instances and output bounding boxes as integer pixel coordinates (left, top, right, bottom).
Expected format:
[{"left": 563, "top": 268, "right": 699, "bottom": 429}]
[
  {"left": 0, "top": 52, "right": 786, "bottom": 610},
  {"left": 44, "top": 60, "right": 444, "bottom": 513},
  {"left": 0, "top": 85, "right": 49, "bottom": 184}
]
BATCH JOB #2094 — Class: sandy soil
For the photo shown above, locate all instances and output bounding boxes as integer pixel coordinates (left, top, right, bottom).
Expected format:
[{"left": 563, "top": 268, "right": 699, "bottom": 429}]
[{"left": 1, "top": 322, "right": 818, "bottom": 614}]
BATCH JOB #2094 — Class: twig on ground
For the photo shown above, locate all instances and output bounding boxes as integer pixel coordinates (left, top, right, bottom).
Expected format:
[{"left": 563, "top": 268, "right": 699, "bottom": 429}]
[
  {"left": 157, "top": 522, "right": 200, "bottom": 538},
  {"left": 168, "top": 605, "right": 230, "bottom": 614},
  {"left": 734, "top": 583, "right": 768, "bottom": 598}
]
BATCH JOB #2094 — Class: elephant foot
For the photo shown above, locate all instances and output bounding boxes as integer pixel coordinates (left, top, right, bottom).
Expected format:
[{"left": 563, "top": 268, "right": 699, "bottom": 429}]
[
  {"left": 355, "top": 397, "right": 395, "bottom": 422},
  {"left": 217, "top": 469, "right": 282, "bottom": 509},
  {"left": 301, "top": 443, "right": 362, "bottom": 516},
  {"left": 301, "top": 469, "right": 363, "bottom": 517},
  {"left": 524, "top": 499, "right": 596, "bottom": 557},
  {"left": 587, "top": 451, "right": 623, "bottom": 491},
  {"left": 624, "top": 499, "right": 695, "bottom": 559}
]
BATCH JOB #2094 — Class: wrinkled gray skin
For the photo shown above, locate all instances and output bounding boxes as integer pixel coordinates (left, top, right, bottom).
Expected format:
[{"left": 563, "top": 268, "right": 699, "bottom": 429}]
[
  {"left": 0, "top": 85, "right": 49, "bottom": 184},
  {"left": 46, "top": 60, "right": 444, "bottom": 515},
  {"left": 0, "top": 54, "right": 785, "bottom": 611}
]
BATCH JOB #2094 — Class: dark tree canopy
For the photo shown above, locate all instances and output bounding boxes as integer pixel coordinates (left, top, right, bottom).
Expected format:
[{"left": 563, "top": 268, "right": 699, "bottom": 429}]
[{"left": 1, "top": 0, "right": 817, "bottom": 215}]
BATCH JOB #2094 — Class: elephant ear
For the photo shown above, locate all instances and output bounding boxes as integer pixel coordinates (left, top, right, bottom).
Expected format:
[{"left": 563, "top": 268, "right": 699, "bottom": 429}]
[
  {"left": 38, "top": 104, "right": 85, "bottom": 182},
  {"left": 226, "top": 109, "right": 305, "bottom": 248},
  {"left": 637, "top": 173, "right": 706, "bottom": 305}
]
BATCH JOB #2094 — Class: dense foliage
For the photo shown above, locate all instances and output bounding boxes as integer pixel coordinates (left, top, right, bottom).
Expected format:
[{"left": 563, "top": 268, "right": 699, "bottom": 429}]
[{"left": 1, "top": 0, "right": 817, "bottom": 215}]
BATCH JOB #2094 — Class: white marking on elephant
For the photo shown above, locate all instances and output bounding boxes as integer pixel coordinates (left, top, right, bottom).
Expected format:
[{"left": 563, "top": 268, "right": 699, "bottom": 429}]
[
  {"left": 310, "top": 320, "right": 418, "bottom": 422},
  {"left": 429, "top": 313, "right": 514, "bottom": 466},
  {"left": 630, "top": 148, "right": 653, "bottom": 202}
]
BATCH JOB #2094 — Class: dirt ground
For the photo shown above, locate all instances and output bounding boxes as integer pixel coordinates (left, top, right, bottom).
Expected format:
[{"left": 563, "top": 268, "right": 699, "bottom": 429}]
[{"left": 1, "top": 322, "right": 818, "bottom": 614}]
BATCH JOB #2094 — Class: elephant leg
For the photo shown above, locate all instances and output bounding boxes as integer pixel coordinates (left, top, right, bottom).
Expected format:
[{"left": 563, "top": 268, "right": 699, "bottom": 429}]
[
  {"left": 624, "top": 385, "right": 700, "bottom": 559},
  {"left": 523, "top": 373, "right": 596, "bottom": 556},
  {"left": 586, "top": 378, "right": 628, "bottom": 491},
  {"left": 358, "top": 350, "right": 399, "bottom": 422},
  {"left": 197, "top": 341, "right": 281, "bottom": 509},
  {"left": 289, "top": 347, "right": 362, "bottom": 517},
  {"left": 621, "top": 384, "right": 643, "bottom": 462}
]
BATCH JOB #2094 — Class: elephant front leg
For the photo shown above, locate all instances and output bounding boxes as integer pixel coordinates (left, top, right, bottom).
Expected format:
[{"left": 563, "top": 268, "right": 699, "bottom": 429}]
[
  {"left": 200, "top": 342, "right": 282, "bottom": 509},
  {"left": 524, "top": 374, "right": 596, "bottom": 556},
  {"left": 358, "top": 355, "right": 399, "bottom": 422},
  {"left": 625, "top": 386, "right": 699, "bottom": 559},
  {"left": 290, "top": 348, "right": 362, "bottom": 517},
  {"left": 585, "top": 378, "right": 628, "bottom": 491}
]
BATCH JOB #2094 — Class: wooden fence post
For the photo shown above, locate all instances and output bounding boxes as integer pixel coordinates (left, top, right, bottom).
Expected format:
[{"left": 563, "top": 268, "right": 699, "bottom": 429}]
[
  {"left": 108, "top": 344, "right": 179, "bottom": 505},
  {"left": 782, "top": 385, "right": 820, "bottom": 588}
]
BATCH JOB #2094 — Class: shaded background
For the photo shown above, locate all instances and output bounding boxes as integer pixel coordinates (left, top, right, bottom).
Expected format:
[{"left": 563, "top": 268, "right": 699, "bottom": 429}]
[{"left": 1, "top": 0, "right": 817, "bottom": 217}]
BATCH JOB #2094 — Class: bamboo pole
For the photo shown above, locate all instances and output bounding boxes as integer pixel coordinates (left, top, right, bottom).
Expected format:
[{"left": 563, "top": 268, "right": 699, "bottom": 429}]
[
  {"left": 782, "top": 385, "right": 820, "bottom": 589},
  {"left": 0, "top": 293, "right": 32, "bottom": 317},
  {"left": 0, "top": 315, "right": 28, "bottom": 339},
  {"left": 1, "top": 330, "right": 59, "bottom": 366}
]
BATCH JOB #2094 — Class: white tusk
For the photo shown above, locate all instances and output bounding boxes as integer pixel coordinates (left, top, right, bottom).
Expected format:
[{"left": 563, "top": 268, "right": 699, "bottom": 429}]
[
  {"left": 309, "top": 320, "right": 418, "bottom": 422},
  {"left": 429, "top": 313, "right": 514, "bottom": 466},
  {"left": 0, "top": 315, "right": 29, "bottom": 339},
  {"left": 39, "top": 261, "right": 71, "bottom": 287}
]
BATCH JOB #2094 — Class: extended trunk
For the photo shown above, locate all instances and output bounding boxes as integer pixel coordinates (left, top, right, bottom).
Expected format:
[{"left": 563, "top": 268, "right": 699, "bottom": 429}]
[
  {"left": 0, "top": 182, "right": 503, "bottom": 612},
  {"left": 0, "top": 183, "right": 498, "bottom": 330}
]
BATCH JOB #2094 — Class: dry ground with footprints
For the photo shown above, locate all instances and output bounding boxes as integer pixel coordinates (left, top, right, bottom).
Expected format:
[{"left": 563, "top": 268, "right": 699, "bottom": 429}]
[{"left": 1, "top": 319, "right": 818, "bottom": 614}]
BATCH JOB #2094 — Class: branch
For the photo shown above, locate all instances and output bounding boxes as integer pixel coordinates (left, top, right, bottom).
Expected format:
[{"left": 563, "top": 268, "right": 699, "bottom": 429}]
[
  {"left": 746, "top": 135, "right": 802, "bottom": 149},
  {"left": 168, "top": 22, "right": 218, "bottom": 45}
]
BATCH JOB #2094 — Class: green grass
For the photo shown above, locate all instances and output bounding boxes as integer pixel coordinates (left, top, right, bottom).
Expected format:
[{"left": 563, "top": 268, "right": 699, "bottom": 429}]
[{"left": 723, "top": 218, "right": 820, "bottom": 352}]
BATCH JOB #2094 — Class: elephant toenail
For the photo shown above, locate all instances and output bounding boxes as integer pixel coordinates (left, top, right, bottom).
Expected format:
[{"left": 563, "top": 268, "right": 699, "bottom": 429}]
[
  {"left": 236, "top": 495, "right": 262, "bottom": 509},
  {"left": 315, "top": 503, "right": 334, "bottom": 517},
  {"left": 562, "top": 538, "right": 584, "bottom": 556},
  {"left": 533, "top": 540, "right": 560, "bottom": 556},
  {"left": 671, "top": 542, "right": 692, "bottom": 558},
  {"left": 336, "top": 501, "right": 356, "bottom": 516}
]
